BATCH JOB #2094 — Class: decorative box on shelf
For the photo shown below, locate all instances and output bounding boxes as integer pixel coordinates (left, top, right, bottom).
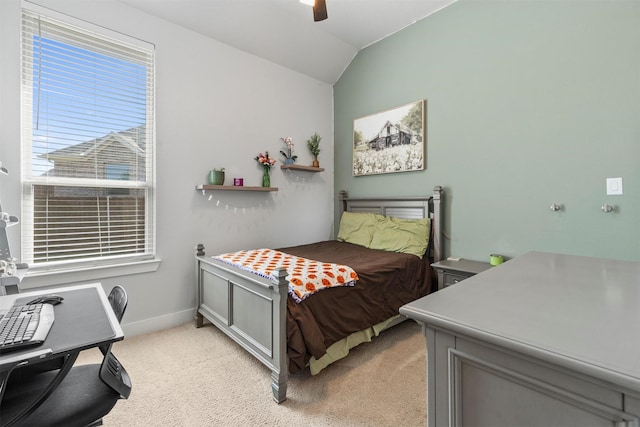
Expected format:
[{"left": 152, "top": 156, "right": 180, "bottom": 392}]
[
  {"left": 195, "top": 184, "right": 278, "bottom": 192},
  {"left": 280, "top": 164, "right": 324, "bottom": 172}
]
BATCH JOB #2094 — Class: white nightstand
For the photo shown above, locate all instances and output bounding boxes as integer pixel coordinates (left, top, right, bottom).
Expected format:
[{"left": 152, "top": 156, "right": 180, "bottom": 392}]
[{"left": 431, "top": 259, "right": 492, "bottom": 291}]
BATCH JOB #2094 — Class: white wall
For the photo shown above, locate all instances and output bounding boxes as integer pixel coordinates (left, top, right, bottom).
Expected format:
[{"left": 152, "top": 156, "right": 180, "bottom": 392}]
[{"left": 0, "top": 0, "right": 334, "bottom": 335}]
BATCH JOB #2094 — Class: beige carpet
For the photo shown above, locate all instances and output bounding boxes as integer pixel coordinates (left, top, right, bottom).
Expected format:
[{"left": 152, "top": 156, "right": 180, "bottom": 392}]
[{"left": 77, "top": 320, "right": 427, "bottom": 426}]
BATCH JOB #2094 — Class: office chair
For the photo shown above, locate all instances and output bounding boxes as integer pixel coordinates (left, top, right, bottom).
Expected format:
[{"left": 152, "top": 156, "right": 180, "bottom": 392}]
[{"left": 1, "top": 285, "right": 132, "bottom": 427}]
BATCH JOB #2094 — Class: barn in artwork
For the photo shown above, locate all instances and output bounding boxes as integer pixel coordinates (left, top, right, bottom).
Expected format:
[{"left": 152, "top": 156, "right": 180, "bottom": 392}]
[{"left": 367, "top": 120, "right": 415, "bottom": 151}]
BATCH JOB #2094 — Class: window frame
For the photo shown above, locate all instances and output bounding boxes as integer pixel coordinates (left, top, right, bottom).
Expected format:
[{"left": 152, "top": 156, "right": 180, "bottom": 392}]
[{"left": 20, "top": 3, "right": 158, "bottom": 284}]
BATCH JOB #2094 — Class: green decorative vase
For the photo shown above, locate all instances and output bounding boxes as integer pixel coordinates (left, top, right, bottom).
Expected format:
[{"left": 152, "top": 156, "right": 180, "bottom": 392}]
[
  {"left": 208, "top": 170, "right": 225, "bottom": 185},
  {"left": 262, "top": 167, "right": 270, "bottom": 187}
]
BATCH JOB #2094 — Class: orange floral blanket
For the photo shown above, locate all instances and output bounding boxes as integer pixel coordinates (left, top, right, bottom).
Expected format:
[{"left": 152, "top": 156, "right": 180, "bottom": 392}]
[{"left": 213, "top": 249, "right": 359, "bottom": 303}]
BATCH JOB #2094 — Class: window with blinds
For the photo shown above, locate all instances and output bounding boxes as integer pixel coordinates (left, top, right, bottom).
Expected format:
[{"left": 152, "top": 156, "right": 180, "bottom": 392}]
[{"left": 21, "top": 6, "right": 155, "bottom": 269}]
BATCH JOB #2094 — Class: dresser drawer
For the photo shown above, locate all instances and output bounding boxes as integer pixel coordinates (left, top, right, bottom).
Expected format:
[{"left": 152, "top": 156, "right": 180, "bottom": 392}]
[
  {"left": 432, "top": 259, "right": 492, "bottom": 290},
  {"left": 443, "top": 272, "right": 473, "bottom": 287}
]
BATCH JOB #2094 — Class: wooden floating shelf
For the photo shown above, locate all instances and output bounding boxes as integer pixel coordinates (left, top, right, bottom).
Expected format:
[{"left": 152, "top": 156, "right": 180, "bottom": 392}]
[
  {"left": 196, "top": 184, "right": 278, "bottom": 192},
  {"left": 280, "top": 164, "right": 324, "bottom": 172}
]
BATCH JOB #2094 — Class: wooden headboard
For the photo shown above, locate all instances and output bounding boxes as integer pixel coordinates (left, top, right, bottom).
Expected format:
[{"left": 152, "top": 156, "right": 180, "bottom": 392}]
[{"left": 338, "top": 186, "right": 444, "bottom": 262}]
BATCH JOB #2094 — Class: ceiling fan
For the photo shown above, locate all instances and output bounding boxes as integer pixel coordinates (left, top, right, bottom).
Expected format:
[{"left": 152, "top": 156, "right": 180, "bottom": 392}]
[{"left": 300, "top": 0, "right": 328, "bottom": 22}]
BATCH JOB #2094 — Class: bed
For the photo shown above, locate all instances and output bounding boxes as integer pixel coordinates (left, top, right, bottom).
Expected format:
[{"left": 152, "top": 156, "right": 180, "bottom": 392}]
[{"left": 194, "top": 186, "right": 444, "bottom": 403}]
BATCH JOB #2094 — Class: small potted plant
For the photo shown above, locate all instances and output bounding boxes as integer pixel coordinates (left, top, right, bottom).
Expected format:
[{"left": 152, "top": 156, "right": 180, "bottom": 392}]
[
  {"left": 280, "top": 137, "right": 297, "bottom": 165},
  {"left": 208, "top": 168, "right": 225, "bottom": 185},
  {"left": 306, "top": 132, "right": 322, "bottom": 167}
]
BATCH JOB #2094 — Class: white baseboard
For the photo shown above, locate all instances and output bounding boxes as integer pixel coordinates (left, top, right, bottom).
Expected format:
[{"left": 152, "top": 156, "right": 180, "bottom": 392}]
[{"left": 121, "top": 308, "right": 195, "bottom": 338}]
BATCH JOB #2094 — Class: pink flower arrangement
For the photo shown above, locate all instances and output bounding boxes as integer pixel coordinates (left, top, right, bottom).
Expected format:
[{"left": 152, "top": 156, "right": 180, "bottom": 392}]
[{"left": 255, "top": 151, "right": 276, "bottom": 169}]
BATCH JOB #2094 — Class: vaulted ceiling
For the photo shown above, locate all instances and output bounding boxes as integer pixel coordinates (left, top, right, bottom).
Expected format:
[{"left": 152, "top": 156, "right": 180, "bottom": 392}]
[{"left": 120, "top": 0, "right": 457, "bottom": 85}]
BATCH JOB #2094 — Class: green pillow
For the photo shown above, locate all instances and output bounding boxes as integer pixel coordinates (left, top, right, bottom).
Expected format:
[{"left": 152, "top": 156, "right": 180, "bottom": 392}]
[
  {"left": 337, "top": 212, "right": 379, "bottom": 247},
  {"left": 369, "top": 216, "right": 431, "bottom": 258}
]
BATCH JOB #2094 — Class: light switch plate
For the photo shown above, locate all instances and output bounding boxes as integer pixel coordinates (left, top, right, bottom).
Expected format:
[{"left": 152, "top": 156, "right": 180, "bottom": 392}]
[{"left": 606, "top": 177, "right": 623, "bottom": 195}]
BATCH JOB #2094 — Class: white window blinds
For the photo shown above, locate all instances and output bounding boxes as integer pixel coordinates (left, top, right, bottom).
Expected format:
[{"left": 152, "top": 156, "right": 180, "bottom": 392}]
[{"left": 21, "top": 6, "right": 155, "bottom": 269}]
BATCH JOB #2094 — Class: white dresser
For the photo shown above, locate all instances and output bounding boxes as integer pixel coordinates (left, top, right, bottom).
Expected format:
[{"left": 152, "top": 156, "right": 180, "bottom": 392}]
[{"left": 401, "top": 251, "right": 640, "bottom": 427}]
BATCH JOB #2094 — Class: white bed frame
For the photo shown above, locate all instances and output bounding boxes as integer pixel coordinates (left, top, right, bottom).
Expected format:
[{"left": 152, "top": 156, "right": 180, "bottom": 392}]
[{"left": 194, "top": 186, "right": 443, "bottom": 403}]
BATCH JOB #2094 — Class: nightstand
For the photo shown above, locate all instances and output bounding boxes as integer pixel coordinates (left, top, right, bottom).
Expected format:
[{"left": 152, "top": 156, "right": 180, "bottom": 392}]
[{"left": 431, "top": 259, "right": 492, "bottom": 290}]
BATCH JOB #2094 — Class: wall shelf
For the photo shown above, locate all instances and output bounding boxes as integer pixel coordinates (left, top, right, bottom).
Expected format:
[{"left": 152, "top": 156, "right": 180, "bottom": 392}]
[
  {"left": 196, "top": 184, "right": 278, "bottom": 192},
  {"left": 280, "top": 164, "right": 324, "bottom": 172}
]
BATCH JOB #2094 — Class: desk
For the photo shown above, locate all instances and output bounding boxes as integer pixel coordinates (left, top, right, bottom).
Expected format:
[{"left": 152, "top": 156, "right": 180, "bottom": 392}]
[
  {"left": 401, "top": 252, "right": 640, "bottom": 427},
  {"left": 0, "top": 283, "right": 123, "bottom": 426}
]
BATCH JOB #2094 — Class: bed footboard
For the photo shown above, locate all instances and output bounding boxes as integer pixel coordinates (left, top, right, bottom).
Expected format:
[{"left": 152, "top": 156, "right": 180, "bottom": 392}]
[{"left": 195, "top": 245, "right": 289, "bottom": 403}]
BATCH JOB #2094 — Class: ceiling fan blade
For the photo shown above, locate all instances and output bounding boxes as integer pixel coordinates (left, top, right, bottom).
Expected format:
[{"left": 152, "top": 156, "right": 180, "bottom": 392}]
[{"left": 313, "top": 0, "right": 327, "bottom": 22}]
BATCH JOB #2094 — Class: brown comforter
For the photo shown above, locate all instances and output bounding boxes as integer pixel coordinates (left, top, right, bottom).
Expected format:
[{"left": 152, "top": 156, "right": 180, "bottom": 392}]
[{"left": 277, "top": 240, "right": 435, "bottom": 373}]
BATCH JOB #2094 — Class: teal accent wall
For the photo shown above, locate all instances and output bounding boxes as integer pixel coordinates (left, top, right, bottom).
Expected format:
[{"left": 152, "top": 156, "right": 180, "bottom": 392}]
[{"left": 334, "top": 0, "right": 640, "bottom": 262}]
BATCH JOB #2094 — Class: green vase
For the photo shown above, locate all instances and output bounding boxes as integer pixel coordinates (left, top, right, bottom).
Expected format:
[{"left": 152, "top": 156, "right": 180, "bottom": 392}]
[
  {"left": 262, "top": 167, "right": 270, "bottom": 187},
  {"left": 208, "top": 170, "right": 225, "bottom": 185}
]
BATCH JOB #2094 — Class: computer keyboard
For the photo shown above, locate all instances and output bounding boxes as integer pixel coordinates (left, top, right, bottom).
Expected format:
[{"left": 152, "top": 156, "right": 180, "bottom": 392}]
[{"left": 0, "top": 303, "right": 54, "bottom": 353}]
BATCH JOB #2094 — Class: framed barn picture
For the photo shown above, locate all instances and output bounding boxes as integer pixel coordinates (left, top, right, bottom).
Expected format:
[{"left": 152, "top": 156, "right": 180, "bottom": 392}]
[{"left": 352, "top": 100, "right": 425, "bottom": 177}]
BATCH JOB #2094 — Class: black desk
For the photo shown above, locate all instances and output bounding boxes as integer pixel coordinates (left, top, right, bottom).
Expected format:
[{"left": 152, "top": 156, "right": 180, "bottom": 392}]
[{"left": 0, "top": 283, "right": 123, "bottom": 426}]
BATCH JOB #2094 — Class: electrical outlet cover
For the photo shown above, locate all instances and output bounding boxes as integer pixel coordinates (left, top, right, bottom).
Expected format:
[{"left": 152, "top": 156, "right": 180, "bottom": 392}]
[{"left": 606, "top": 177, "right": 623, "bottom": 195}]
